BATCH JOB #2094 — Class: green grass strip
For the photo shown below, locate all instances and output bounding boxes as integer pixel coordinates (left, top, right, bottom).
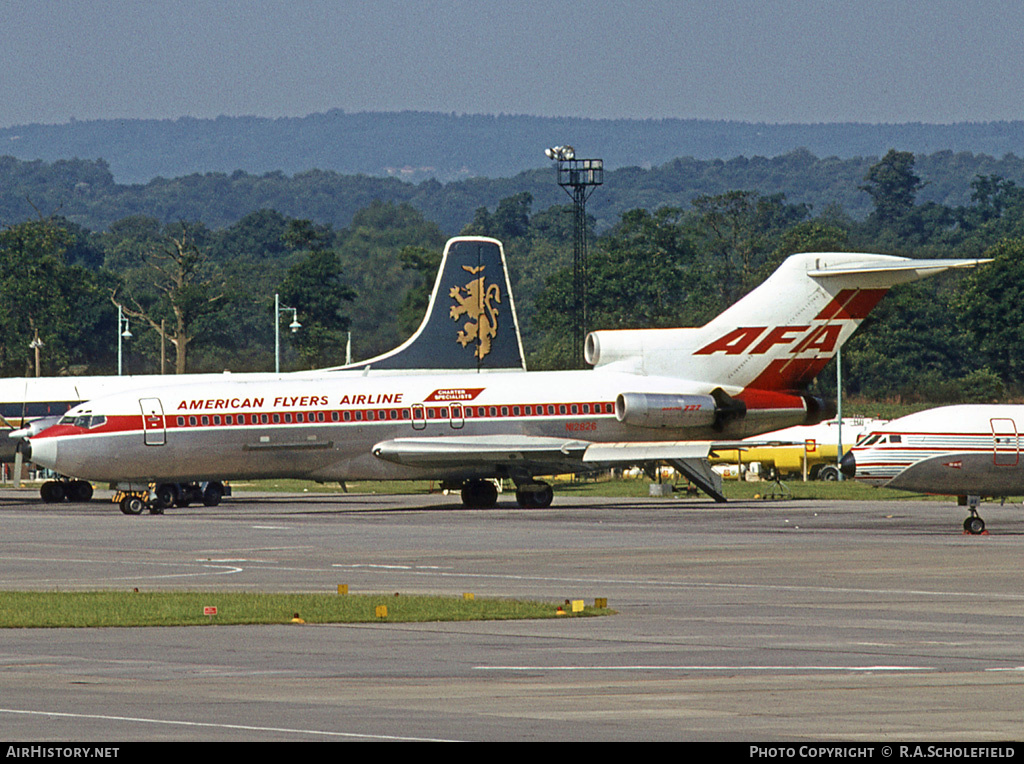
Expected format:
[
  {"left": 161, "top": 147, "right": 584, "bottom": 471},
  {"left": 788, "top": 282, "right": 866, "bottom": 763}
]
[{"left": 0, "top": 591, "right": 609, "bottom": 628}]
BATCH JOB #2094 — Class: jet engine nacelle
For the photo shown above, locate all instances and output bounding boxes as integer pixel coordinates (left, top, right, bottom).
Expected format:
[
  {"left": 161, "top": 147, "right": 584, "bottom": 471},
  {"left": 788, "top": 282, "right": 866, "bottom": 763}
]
[{"left": 615, "top": 393, "right": 722, "bottom": 430}]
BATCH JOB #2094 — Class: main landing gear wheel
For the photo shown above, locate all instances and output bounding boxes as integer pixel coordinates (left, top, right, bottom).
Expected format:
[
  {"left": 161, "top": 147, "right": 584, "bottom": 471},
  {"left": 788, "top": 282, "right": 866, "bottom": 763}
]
[
  {"left": 40, "top": 480, "right": 65, "bottom": 503},
  {"left": 174, "top": 485, "right": 199, "bottom": 508},
  {"left": 203, "top": 481, "right": 224, "bottom": 507},
  {"left": 67, "top": 480, "right": 93, "bottom": 502},
  {"left": 515, "top": 482, "right": 554, "bottom": 509},
  {"left": 154, "top": 483, "right": 177, "bottom": 510},
  {"left": 461, "top": 479, "right": 499, "bottom": 508},
  {"left": 40, "top": 479, "right": 93, "bottom": 503}
]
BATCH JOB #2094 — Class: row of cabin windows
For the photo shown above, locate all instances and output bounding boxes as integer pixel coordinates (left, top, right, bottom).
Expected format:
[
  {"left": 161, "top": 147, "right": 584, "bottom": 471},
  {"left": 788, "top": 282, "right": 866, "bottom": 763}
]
[
  {"left": 172, "top": 402, "right": 615, "bottom": 428},
  {"left": 177, "top": 411, "right": 333, "bottom": 427}
]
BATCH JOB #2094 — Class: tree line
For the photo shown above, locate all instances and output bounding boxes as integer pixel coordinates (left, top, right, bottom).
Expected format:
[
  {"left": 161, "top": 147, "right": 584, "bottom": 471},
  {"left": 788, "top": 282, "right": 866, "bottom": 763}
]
[
  {"left": 2, "top": 149, "right": 1024, "bottom": 404},
  {"left": 7, "top": 148, "right": 1024, "bottom": 236}
]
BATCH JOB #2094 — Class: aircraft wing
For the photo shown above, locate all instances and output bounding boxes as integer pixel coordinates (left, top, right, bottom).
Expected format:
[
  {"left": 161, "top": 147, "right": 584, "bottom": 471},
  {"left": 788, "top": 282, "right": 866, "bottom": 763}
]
[
  {"left": 373, "top": 435, "right": 715, "bottom": 467},
  {"left": 372, "top": 435, "right": 591, "bottom": 469},
  {"left": 708, "top": 440, "right": 803, "bottom": 453},
  {"left": 581, "top": 441, "right": 713, "bottom": 463},
  {"left": 372, "top": 436, "right": 725, "bottom": 501},
  {"left": 579, "top": 441, "right": 723, "bottom": 502}
]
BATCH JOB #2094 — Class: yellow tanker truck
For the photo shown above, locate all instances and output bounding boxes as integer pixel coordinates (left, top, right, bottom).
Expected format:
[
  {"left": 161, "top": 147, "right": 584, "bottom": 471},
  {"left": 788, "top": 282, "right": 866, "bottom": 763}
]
[{"left": 710, "top": 418, "right": 886, "bottom": 481}]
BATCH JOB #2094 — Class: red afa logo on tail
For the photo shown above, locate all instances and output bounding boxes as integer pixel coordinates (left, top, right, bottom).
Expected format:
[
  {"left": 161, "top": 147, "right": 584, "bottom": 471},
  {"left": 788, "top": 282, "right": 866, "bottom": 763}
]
[
  {"left": 695, "top": 288, "right": 889, "bottom": 357},
  {"left": 695, "top": 324, "right": 842, "bottom": 356}
]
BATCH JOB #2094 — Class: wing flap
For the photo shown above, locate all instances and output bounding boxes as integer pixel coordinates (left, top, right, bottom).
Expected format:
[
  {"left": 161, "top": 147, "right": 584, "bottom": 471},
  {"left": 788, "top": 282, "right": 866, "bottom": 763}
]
[
  {"left": 582, "top": 441, "right": 713, "bottom": 463},
  {"left": 374, "top": 436, "right": 718, "bottom": 469},
  {"left": 372, "top": 435, "right": 590, "bottom": 468}
]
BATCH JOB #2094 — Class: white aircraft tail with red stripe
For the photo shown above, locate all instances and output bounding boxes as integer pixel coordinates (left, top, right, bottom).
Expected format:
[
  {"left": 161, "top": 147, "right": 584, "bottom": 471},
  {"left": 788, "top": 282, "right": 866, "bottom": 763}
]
[{"left": 585, "top": 253, "right": 986, "bottom": 395}]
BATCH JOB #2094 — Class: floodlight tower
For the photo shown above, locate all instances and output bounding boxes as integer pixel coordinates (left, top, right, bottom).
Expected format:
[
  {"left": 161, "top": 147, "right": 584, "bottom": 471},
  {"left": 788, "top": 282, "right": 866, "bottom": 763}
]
[{"left": 545, "top": 145, "right": 603, "bottom": 368}]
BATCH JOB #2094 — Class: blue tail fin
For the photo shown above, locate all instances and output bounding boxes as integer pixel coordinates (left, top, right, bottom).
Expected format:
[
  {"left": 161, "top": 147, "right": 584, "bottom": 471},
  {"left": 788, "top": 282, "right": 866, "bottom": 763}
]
[{"left": 325, "top": 237, "right": 526, "bottom": 373}]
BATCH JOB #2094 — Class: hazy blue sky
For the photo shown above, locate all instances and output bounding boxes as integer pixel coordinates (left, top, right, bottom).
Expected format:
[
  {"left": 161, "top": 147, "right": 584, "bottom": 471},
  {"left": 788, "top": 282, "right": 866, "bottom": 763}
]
[{"left": 4, "top": 0, "right": 1024, "bottom": 128}]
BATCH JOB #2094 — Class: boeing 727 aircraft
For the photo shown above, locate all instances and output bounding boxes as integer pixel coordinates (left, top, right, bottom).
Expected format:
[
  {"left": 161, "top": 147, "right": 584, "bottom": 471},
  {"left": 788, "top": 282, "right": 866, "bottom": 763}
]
[
  {"left": 26, "top": 243, "right": 986, "bottom": 512},
  {"left": 5, "top": 236, "right": 527, "bottom": 503},
  {"left": 840, "top": 404, "right": 1024, "bottom": 533}
]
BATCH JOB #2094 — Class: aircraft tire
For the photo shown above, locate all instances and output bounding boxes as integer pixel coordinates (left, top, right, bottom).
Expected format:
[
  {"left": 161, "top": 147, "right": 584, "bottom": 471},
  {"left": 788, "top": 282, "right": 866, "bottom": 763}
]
[
  {"left": 154, "top": 483, "right": 176, "bottom": 509},
  {"left": 120, "top": 496, "right": 145, "bottom": 515},
  {"left": 534, "top": 482, "right": 554, "bottom": 508},
  {"left": 965, "top": 516, "right": 986, "bottom": 535},
  {"left": 461, "top": 480, "right": 498, "bottom": 509},
  {"left": 40, "top": 481, "right": 62, "bottom": 503},
  {"left": 516, "top": 482, "right": 554, "bottom": 509},
  {"left": 68, "top": 480, "right": 93, "bottom": 502},
  {"left": 203, "top": 482, "right": 224, "bottom": 507},
  {"left": 49, "top": 481, "right": 66, "bottom": 502},
  {"left": 174, "top": 486, "right": 193, "bottom": 508}
]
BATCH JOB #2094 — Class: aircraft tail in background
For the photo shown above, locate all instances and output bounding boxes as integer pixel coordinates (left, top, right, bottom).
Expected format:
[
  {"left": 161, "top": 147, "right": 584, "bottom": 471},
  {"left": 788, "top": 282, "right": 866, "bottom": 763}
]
[{"left": 319, "top": 237, "right": 526, "bottom": 374}]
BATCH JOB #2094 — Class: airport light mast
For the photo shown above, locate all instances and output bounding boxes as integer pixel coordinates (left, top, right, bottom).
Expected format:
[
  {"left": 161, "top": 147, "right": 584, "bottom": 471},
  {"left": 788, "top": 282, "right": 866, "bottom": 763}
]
[
  {"left": 274, "top": 293, "right": 301, "bottom": 373},
  {"left": 116, "top": 305, "right": 132, "bottom": 376},
  {"left": 545, "top": 145, "right": 603, "bottom": 368},
  {"left": 29, "top": 330, "right": 42, "bottom": 378}
]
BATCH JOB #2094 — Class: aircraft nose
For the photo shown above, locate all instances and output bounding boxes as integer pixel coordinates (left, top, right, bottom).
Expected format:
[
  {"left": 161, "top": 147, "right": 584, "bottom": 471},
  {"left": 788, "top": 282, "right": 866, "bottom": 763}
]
[{"left": 839, "top": 450, "right": 856, "bottom": 479}]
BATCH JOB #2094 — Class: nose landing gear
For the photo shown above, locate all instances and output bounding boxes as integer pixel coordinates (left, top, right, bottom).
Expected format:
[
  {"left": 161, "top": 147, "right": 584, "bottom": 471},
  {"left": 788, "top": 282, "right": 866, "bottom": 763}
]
[{"left": 961, "top": 495, "right": 987, "bottom": 535}]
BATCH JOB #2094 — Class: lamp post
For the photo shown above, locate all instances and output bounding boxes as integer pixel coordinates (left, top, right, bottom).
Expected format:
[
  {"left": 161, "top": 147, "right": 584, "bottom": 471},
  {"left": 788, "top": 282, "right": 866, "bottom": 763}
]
[
  {"left": 836, "top": 347, "right": 844, "bottom": 480},
  {"left": 117, "top": 305, "right": 132, "bottom": 376},
  {"left": 274, "top": 293, "right": 301, "bottom": 373},
  {"left": 545, "top": 145, "right": 603, "bottom": 368},
  {"left": 29, "top": 330, "right": 43, "bottom": 377}
]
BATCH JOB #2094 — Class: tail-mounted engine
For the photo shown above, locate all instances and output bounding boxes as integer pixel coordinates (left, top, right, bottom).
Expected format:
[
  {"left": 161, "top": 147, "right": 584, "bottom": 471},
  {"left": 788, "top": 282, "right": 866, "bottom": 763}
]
[
  {"left": 615, "top": 388, "right": 747, "bottom": 431},
  {"left": 615, "top": 388, "right": 834, "bottom": 432}
]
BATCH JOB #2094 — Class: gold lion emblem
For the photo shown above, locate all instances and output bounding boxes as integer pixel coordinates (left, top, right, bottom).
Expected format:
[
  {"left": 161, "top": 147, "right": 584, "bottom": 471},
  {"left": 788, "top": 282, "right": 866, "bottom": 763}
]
[{"left": 449, "top": 265, "right": 501, "bottom": 359}]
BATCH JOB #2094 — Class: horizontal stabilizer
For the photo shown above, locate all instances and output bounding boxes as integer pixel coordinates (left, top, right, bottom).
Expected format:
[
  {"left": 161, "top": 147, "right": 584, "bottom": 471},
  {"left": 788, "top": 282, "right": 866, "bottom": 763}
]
[{"left": 809, "top": 258, "right": 990, "bottom": 279}]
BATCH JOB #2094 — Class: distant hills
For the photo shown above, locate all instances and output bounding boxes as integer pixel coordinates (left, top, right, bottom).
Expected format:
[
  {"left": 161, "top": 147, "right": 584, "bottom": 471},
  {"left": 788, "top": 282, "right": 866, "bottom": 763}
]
[{"left": 6, "top": 110, "right": 1024, "bottom": 185}]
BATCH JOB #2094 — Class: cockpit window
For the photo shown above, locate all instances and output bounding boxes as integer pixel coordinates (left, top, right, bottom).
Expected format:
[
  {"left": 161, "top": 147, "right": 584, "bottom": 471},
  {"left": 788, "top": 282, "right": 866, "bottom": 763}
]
[
  {"left": 62, "top": 414, "right": 105, "bottom": 429},
  {"left": 861, "top": 434, "right": 881, "bottom": 446}
]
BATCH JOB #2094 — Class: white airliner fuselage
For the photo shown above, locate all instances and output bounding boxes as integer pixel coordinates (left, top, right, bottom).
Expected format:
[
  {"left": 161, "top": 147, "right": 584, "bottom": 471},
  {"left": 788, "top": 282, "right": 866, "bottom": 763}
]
[
  {"left": 841, "top": 404, "right": 1024, "bottom": 533},
  {"left": 29, "top": 370, "right": 809, "bottom": 485},
  {"left": 28, "top": 244, "right": 988, "bottom": 510}
]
